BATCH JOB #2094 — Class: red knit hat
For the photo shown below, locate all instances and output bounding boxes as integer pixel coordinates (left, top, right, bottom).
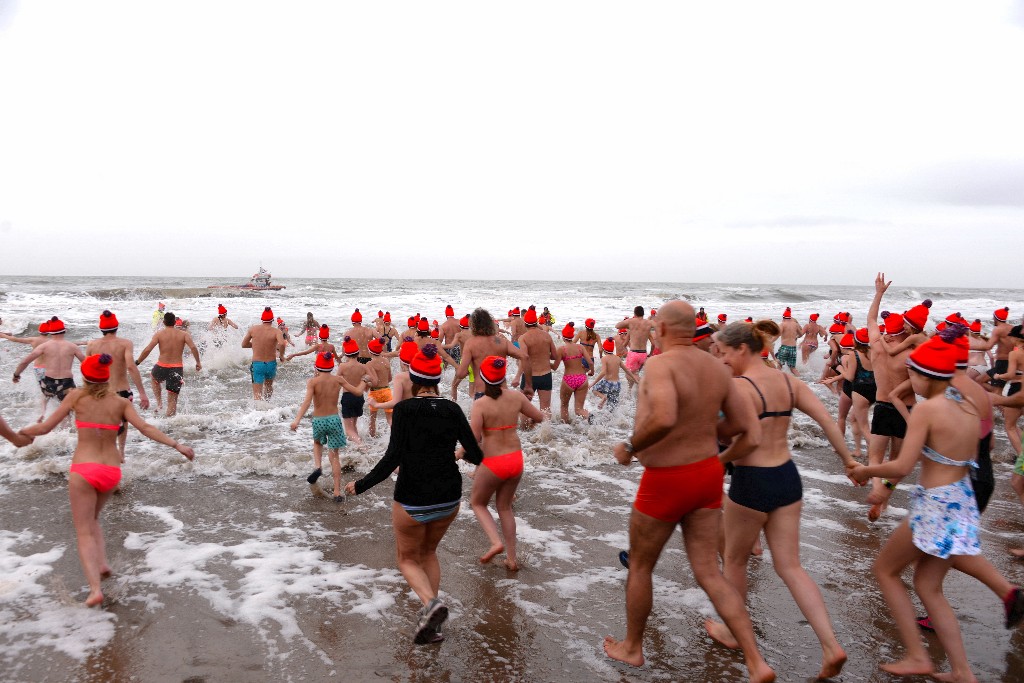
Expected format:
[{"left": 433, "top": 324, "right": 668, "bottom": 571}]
[
  {"left": 880, "top": 311, "right": 904, "bottom": 335},
  {"left": 175, "top": 317, "right": 183, "bottom": 328},
  {"left": 459, "top": 315, "right": 470, "bottom": 329},
  {"left": 319, "top": 324, "right": 330, "bottom": 340},
  {"left": 994, "top": 307, "right": 1010, "bottom": 323},
  {"left": 602, "top": 337, "right": 615, "bottom": 353},
  {"left": 839, "top": 312, "right": 851, "bottom": 324},
  {"left": 315, "top": 351, "right": 335, "bottom": 372},
  {"left": 650, "top": 309, "right": 657, "bottom": 317},
  {"left": 261, "top": 307, "right": 273, "bottom": 322},
  {"left": 430, "top": 327, "right": 439, "bottom": 339},
  {"left": 782, "top": 307, "right": 792, "bottom": 319},
  {"left": 828, "top": 323, "right": 844, "bottom": 335},
  {"left": 38, "top": 321, "right": 50, "bottom": 334},
  {"left": 907, "top": 326, "right": 962, "bottom": 380},
  {"left": 414, "top": 313, "right": 421, "bottom": 323},
  {"left": 953, "top": 333, "right": 970, "bottom": 369},
  {"left": 694, "top": 321, "right": 712, "bottom": 342},
  {"left": 809, "top": 313, "right": 819, "bottom": 321},
  {"left": 969, "top": 319, "right": 982, "bottom": 334},
  {"left": 368, "top": 338, "right": 384, "bottom": 355},
  {"left": 218, "top": 304, "right": 227, "bottom": 316},
  {"left": 511, "top": 307, "right": 521, "bottom": 317},
  {"left": 833, "top": 313, "right": 843, "bottom": 324},
  {"left": 276, "top": 317, "right": 284, "bottom": 325},
  {"left": 399, "top": 340, "right": 418, "bottom": 365},
  {"left": 760, "top": 348, "right": 769, "bottom": 358},
  {"left": 383, "top": 312, "right": 391, "bottom": 323},
  {"left": 410, "top": 344, "right": 442, "bottom": 385},
  {"left": 99, "top": 310, "right": 119, "bottom": 331},
  {"left": 903, "top": 299, "right": 932, "bottom": 332},
  {"left": 839, "top": 333, "right": 855, "bottom": 349},
  {"left": 351, "top": 308, "right": 362, "bottom": 323},
  {"left": 854, "top": 327, "right": 870, "bottom": 346},
  {"left": 538, "top": 315, "right": 548, "bottom": 325},
  {"left": 524, "top": 309, "right": 538, "bottom": 326},
  {"left": 480, "top": 355, "right": 507, "bottom": 385},
  {"left": 342, "top": 337, "right": 359, "bottom": 356},
  {"left": 561, "top": 322, "right": 575, "bottom": 340},
  {"left": 745, "top": 317, "right": 753, "bottom": 323},
  {"left": 81, "top": 353, "right": 113, "bottom": 383},
  {"left": 618, "top": 328, "right": 628, "bottom": 336},
  {"left": 47, "top": 317, "right": 65, "bottom": 334},
  {"left": 417, "top": 318, "right": 430, "bottom": 333},
  {"left": 378, "top": 310, "right": 384, "bottom": 318},
  {"left": 718, "top": 313, "right": 727, "bottom": 323},
  {"left": 445, "top": 305, "right": 454, "bottom": 317},
  {"left": 585, "top": 318, "right": 596, "bottom": 330},
  {"left": 408, "top": 316, "right": 417, "bottom": 328}
]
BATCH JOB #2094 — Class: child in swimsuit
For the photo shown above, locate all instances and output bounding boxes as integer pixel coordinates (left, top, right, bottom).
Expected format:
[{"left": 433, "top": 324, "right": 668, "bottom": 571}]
[
  {"left": 460, "top": 356, "right": 543, "bottom": 571},
  {"left": 19, "top": 353, "right": 194, "bottom": 608},
  {"left": 553, "top": 324, "right": 591, "bottom": 423}
]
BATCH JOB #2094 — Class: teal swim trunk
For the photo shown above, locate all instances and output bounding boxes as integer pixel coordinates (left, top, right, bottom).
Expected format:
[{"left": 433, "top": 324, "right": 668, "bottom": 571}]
[
  {"left": 1014, "top": 448, "right": 1024, "bottom": 477},
  {"left": 250, "top": 360, "right": 277, "bottom": 384},
  {"left": 312, "top": 414, "right": 347, "bottom": 449}
]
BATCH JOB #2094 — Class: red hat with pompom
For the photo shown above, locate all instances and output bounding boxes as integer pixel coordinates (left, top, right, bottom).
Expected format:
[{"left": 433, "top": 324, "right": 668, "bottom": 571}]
[
  {"left": 81, "top": 353, "right": 113, "bottom": 383},
  {"left": 880, "top": 311, "right": 904, "bottom": 335},
  {"left": 561, "top": 322, "right": 575, "bottom": 340},
  {"left": 480, "top": 355, "right": 507, "bottom": 385},
  {"left": 445, "top": 305, "right": 454, "bottom": 317},
  {"left": 969, "top": 319, "right": 982, "bottom": 334},
  {"left": 694, "top": 321, "right": 712, "bottom": 342},
  {"left": 907, "top": 325, "right": 963, "bottom": 379},
  {"left": 261, "top": 307, "right": 273, "bottom": 322},
  {"left": 410, "top": 344, "right": 442, "bottom": 385},
  {"left": 315, "top": 351, "right": 335, "bottom": 372},
  {"left": 602, "top": 337, "right": 615, "bottom": 353},
  {"left": 351, "top": 308, "right": 362, "bottom": 323},
  {"left": 839, "top": 333, "right": 855, "bottom": 349},
  {"left": 399, "top": 340, "right": 418, "bottom": 365},
  {"left": 511, "top": 307, "right": 521, "bottom": 317},
  {"left": 430, "top": 327, "right": 439, "bottom": 339},
  {"left": 459, "top": 315, "right": 470, "bottom": 329},
  {"left": 408, "top": 316, "right": 416, "bottom": 328},
  {"left": 417, "top": 318, "right": 430, "bottom": 333},
  {"left": 903, "top": 299, "right": 932, "bottom": 332},
  {"left": 618, "top": 327, "right": 627, "bottom": 335},
  {"left": 378, "top": 310, "right": 384, "bottom": 318},
  {"left": 994, "top": 307, "right": 1010, "bottom": 323},
  {"left": 828, "top": 323, "right": 844, "bottom": 335},
  {"left": 218, "top": 304, "right": 227, "bottom": 316},
  {"left": 175, "top": 318, "right": 183, "bottom": 328},
  {"left": 718, "top": 313, "right": 727, "bottom": 323},
  {"left": 99, "top": 310, "right": 119, "bottom": 331},
  {"left": 854, "top": 327, "right": 870, "bottom": 346},
  {"left": 585, "top": 318, "right": 596, "bottom": 330},
  {"left": 342, "top": 337, "right": 359, "bottom": 356},
  {"left": 383, "top": 312, "right": 391, "bottom": 323},
  {"left": 368, "top": 338, "right": 384, "bottom": 355},
  {"left": 809, "top": 313, "right": 819, "bottom": 321},
  {"left": 319, "top": 324, "right": 330, "bottom": 340},
  {"left": 38, "top": 320, "right": 50, "bottom": 334},
  {"left": 782, "top": 307, "right": 792, "bottom": 319},
  {"left": 47, "top": 316, "right": 65, "bottom": 334},
  {"left": 524, "top": 309, "right": 538, "bottom": 325}
]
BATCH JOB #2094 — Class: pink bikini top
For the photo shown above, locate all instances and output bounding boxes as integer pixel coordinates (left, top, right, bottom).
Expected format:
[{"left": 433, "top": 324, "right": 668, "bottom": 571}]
[
  {"left": 485, "top": 424, "right": 516, "bottom": 431},
  {"left": 76, "top": 420, "right": 120, "bottom": 431}
]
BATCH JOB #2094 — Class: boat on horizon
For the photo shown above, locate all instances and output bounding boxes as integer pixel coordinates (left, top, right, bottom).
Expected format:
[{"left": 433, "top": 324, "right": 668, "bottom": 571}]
[{"left": 207, "top": 267, "right": 286, "bottom": 291}]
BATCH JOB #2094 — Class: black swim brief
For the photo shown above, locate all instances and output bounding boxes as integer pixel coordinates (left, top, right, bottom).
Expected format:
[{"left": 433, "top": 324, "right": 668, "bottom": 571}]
[
  {"left": 870, "top": 401, "right": 909, "bottom": 439},
  {"left": 341, "top": 391, "right": 365, "bottom": 418},
  {"left": 988, "top": 359, "right": 1010, "bottom": 388},
  {"left": 41, "top": 376, "right": 75, "bottom": 401},
  {"left": 521, "top": 372, "right": 553, "bottom": 392},
  {"left": 151, "top": 364, "right": 184, "bottom": 393},
  {"left": 357, "top": 357, "right": 371, "bottom": 365}
]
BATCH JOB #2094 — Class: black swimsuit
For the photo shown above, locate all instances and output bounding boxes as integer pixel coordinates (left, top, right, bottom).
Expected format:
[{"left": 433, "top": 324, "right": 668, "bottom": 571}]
[{"left": 728, "top": 375, "right": 803, "bottom": 514}]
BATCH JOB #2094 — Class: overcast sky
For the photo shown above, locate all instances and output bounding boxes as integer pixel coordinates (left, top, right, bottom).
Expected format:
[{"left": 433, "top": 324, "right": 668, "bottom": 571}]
[{"left": 1, "top": 1, "right": 1022, "bottom": 288}]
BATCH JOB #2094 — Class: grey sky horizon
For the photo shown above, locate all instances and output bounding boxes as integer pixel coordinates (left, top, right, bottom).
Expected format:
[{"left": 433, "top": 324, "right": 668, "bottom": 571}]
[{"left": 1, "top": 1, "right": 1022, "bottom": 288}]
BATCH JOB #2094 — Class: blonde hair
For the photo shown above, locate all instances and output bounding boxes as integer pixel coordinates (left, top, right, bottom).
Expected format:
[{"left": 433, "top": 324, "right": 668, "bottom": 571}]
[{"left": 83, "top": 381, "right": 110, "bottom": 400}]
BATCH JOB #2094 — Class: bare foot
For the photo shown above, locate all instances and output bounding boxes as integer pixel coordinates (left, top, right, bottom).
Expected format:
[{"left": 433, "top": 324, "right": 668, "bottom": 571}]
[
  {"left": 84, "top": 590, "right": 104, "bottom": 607},
  {"left": 817, "top": 648, "right": 847, "bottom": 679},
  {"left": 749, "top": 661, "right": 777, "bottom": 683},
  {"left": 603, "top": 635, "right": 644, "bottom": 667},
  {"left": 100, "top": 566, "right": 112, "bottom": 580},
  {"left": 504, "top": 558, "right": 519, "bottom": 572},
  {"left": 704, "top": 619, "right": 740, "bottom": 649},
  {"left": 932, "top": 672, "right": 978, "bottom": 683},
  {"left": 879, "top": 656, "right": 933, "bottom": 676},
  {"left": 868, "top": 503, "right": 884, "bottom": 522},
  {"left": 480, "top": 543, "right": 504, "bottom": 564},
  {"left": 1009, "top": 548, "right": 1024, "bottom": 559}
]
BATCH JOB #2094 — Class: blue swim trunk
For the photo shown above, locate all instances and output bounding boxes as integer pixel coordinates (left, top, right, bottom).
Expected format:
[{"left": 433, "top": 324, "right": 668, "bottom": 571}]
[
  {"left": 312, "top": 414, "right": 347, "bottom": 449},
  {"left": 251, "top": 360, "right": 278, "bottom": 384}
]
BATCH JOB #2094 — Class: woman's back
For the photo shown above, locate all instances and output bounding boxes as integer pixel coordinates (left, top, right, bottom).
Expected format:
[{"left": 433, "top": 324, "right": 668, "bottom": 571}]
[
  {"left": 733, "top": 365, "right": 796, "bottom": 467},
  {"left": 71, "top": 391, "right": 126, "bottom": 465},
  {"left": 917, "top": 388, "right": 980, "bottom": 489},
  {"left": 477, "top": 389, "right": 524, "bottom": 456}
]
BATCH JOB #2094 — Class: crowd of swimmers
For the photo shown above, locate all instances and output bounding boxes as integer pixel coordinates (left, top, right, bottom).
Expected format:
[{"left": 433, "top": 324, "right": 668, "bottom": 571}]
[{"left": 2, "top": 274, "right": 1024, "bottom": 681}]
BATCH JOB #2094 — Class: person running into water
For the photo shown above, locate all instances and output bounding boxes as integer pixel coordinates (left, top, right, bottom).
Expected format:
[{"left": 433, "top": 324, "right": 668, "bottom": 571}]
[
  {"left": 515, "top": 308, "right": 557, "bottom": 419},
  {"left": 208, "top": 304, "right": 238, "bottom": 331},
  {"left": 460, "top": 356, "right": 543, "bottom": 571},
  {"left": 13, "top": 317, "right": 86, "bottom": 419},
  {"left": 591, "top": 337, "right": 637, "bottom": 409},
  {"left": 86, "top": 310, "right": 150, "bottom": 459},
  {"left": 603, "top": 300, "right": 775, "bottom": 683},
  {"left": 136, "top": 311, "right": 202, "bottom": 415},
  {"left": 799, "top": 313, "right": 824, "bottom": 365},
  {"left": 240, "top": 307, "right": 284, "bottom": 401},
  {"left": 776, "top": 307, "right": 800, "bottom": 374},
  {"left": 3, "top": 319, "right": 59, "bottom": 420},
  {"left": 553, "top": 323, "right": 591, "bottom": 423},
  {"left": 285, "top": 324, "right": 336, "bottom": 362},
  {"left": 849, "top": 328, "right": 987, "bottom": 682},
  {"left": 290, "top": 351, "right": 367, "bottom": 501},
  {"left": 706, "top": 319, "right": 854, "bottom": 680},
  {"left": 346, "top": 345, "right": 484, "bottom": 644},
  {"left": 455, "top": 308, "right": 531, "bottom": 400},
  {"left": 301, "top": 312, "right": 320, "bottom": 347},
  {"left": 19, "top": 354, "right": 194, "bottom": 607}
]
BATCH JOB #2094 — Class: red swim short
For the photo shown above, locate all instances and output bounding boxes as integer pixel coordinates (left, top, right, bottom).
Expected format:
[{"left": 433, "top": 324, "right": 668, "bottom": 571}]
[{"left": 634, "top": 456, "right": 724, "bottom": 523}]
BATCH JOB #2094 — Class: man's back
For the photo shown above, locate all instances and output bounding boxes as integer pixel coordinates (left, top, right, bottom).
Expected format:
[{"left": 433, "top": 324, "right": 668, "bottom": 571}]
[
  {"left": 38, "top": 339, "right": 83, "bottom": 378},
  {"left": 246, "top": 325, "right": 282, "bottom": 362},
  {"left": 520, "top": 328, "right": 555, "bottom": 376},
  {"left": 311, "top": 374, "right": 345, "bottom": 414},
  {"left": 780, "top": 319, "right": 800, "bottom": 345},
  {"left": 637, "top": 346, "right": 731, "bottom": 468},
  {"left": 87, "top": 336, "right": 132, "bottom": 391},
  {"left": 153, "top": 328, "right": 188, "bottom": 364}
]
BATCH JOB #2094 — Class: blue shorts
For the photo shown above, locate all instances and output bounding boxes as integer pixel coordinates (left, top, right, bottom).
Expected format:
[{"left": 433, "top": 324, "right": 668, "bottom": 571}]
[
  {"left": 251, "top": 360, "right": 278, "bottom": 384},
  {"left": 312, "top": 414, "right": 347, "bottom": 449}
]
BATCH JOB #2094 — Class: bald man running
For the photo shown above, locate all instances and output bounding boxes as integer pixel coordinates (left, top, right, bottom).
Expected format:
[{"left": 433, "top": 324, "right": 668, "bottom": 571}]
[{"left": 603, "top": 300, "right": 774, "bottom": 683}]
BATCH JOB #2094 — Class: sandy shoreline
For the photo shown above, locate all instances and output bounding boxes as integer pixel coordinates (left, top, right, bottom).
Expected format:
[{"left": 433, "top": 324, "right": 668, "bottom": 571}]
[{"left": 2, "top": 450, "right": 1024, "bottom": 682}]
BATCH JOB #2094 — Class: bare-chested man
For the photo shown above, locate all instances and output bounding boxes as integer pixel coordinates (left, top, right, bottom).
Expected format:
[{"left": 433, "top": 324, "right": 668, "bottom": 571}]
[
  {"left": 614, "top": 306, "right": 656, "bottom": 389},
  {"left": 290, "top": 351, "right": 366, "bottom": 501},
  {"left": 209, "top": 304, "right": 238, "bottom": 331},
  {"left": 776, "top": 307, "right": 800, "bottom": 375},
  {"left": 603, "top": 300, "right": 774, "bottom": 683},
  {"left": 439, "top": 304, "right": 461, "bottom": 353},
  {"left": 87, "top": 310, "right": 151, "bottom": 457},
  {"left": 13, "top": 317, "right": 86, "bottom": 418},
  {"left": 344, "top": 309, "right": 376, "bottom": 364},
  {"left": 365, "top": 337, "right": 395, "bottom": 438},
  {"left": 971, "top": 306, "right": 1016, "bottom": 392},
  {"left": 455, "top": 308, "right": 531, "bottom": 400},
  {"left": 3, "top": 319, "right": 58, "bottom": 419},
  {"left": 337, "top": 338, "right": 379, "bottom": 445},
  {"left": 136, "top": 311, "right": 202, "bottom": 416},
  {"left": 368, "top": 339, "right": 417, "bottom": 415},
  {"left": 239, "top": 307, "right": 283, "bottom": 401},
  {"left": 497, "top": 307, "right": 527, "bottom": 344},
  {"left": 799, "top": 313, "right": 825, "bottom": 365},
  {"left": 446, "top": 315, "right": 473, "bottom": 399},
  {"left": 285, "top": 324, "right": 337, "bottom": 362},
  {"left": 591, "top": 338, "right": 638, "bottom": 409},
  {"left": 516, "top": 308, "right": 557, "bottom": 418}
]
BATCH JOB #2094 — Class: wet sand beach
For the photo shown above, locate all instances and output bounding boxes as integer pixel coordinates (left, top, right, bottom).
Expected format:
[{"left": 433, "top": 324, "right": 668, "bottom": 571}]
[{"left": 3, "top": 445, "right": 1024, "bottom": 683}]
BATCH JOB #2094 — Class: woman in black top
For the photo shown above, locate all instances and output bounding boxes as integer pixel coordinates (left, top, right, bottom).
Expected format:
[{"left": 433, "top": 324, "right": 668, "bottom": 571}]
[{"left": 346, "top": 344, "right": 483, "bottom": 645}]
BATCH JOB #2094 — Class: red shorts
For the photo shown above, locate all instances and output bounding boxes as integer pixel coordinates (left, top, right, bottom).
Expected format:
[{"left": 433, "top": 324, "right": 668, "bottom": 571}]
[{"left": 634, "top": 456, "right": 724, "bottom": 523}]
